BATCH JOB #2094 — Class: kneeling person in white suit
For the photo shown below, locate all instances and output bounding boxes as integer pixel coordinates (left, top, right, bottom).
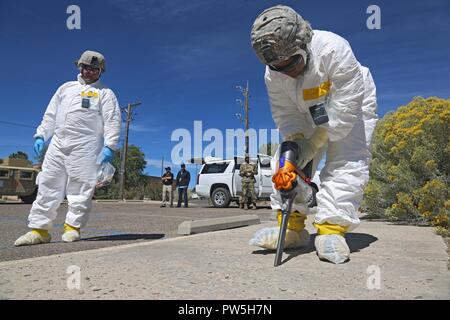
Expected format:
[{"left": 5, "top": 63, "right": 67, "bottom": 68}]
[{"left": 250, "top": 6, "right": 378, "bottom": 263}]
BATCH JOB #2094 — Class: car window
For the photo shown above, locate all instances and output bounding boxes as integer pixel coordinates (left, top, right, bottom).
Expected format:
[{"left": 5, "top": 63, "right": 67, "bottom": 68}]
[
  {"left": 260, "top": 161, "right": 271, "bottom": 168},
  {"left": 259, "top": 156, "right": 271, "bottom": 168},
  {"left": 201, "top": 163, "right": 230, "bottom": 174}
]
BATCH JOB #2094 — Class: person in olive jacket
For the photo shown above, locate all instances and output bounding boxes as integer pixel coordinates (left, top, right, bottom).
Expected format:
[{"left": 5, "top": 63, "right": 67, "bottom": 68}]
[{"left": 176, "top": 163, "right": 190, "bottom": 208}]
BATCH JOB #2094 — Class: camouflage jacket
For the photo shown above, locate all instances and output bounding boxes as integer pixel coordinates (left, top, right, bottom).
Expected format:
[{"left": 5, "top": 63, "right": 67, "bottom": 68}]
[{"left": 239, "top": 162, "right": 257, "bottom": 183}]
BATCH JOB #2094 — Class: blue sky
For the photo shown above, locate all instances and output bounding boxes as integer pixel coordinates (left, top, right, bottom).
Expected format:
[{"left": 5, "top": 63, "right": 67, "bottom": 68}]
[{"left": 1, "top": 0, "right": 449, "bottom": 185}]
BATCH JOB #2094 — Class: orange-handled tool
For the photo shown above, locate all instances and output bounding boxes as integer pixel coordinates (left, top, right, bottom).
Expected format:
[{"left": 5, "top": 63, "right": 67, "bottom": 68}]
[{"left": 272, "top": 141, "right": 314, "bottom": 267}]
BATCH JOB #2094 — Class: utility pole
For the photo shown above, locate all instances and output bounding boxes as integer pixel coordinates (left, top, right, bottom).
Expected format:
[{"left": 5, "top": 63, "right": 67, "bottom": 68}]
[
  {"left": 244, "top": 81, "right": 249, "bottom": 155},
  {"left": 119, "top": 101, "right": 142, "bottom": 201},
  {"left": 235, "top": 81, "right": 250, "bottom": 156}
]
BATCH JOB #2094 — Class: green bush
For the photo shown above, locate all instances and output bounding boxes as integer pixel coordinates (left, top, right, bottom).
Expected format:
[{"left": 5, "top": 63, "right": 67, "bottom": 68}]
[{"left": 363, "top": 97, "right": 449, "bottom": 233}]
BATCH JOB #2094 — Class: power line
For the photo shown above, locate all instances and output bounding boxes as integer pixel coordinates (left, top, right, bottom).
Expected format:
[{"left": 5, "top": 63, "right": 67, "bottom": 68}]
[{"left": 0, "top": 120, "right": 36, "bottom": 128}]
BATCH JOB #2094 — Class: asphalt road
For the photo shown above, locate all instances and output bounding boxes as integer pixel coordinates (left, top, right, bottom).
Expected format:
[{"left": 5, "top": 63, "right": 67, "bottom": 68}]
[{"left": 0, "top": 200, "right": 273, "bottom": 262}]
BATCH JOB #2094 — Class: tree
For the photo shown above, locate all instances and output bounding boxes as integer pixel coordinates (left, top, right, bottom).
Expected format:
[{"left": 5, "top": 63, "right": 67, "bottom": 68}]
[
  {"left": 363, "top": 97, "right": 449, "bottom": 235},
  {"left": 9, "top": 151, "right": 29, "bottom": 160},
  {"left": 120, "top": 145, "right": 147, "bottom": 188}
]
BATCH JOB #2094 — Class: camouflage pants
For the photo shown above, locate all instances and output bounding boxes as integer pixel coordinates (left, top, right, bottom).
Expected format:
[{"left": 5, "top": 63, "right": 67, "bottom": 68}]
[{"left": 240, "top": 181, "right": 257, "bottom": 205}]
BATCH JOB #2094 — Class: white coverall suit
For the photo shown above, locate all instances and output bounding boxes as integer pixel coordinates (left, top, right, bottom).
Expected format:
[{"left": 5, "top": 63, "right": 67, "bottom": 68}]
[
  {"left": 28, "top": 74, "right": 121, "bottom": 230},
  {"left": 268, "top": 30, "right": 378, "bottom": 231}
]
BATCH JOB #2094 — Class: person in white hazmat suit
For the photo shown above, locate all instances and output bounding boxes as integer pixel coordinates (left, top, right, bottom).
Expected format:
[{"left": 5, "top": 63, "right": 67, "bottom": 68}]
[
  {"left": 249, "top": 6, "right": 378, "bottom": 264},
  {"left": 15, "top": 50, "right": 121, "bottom": 246}
]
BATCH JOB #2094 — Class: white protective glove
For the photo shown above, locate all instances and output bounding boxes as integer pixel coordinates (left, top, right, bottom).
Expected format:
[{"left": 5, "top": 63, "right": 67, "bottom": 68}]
[{"left": 286, "top": 127, "right": 328, "bottom": 170}]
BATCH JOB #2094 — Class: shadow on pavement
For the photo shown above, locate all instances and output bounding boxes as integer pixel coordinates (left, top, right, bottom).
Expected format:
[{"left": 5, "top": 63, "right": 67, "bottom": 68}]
[
  {"left": 83, "top": 233, "right": 165, "bottom": 241},
  {"left": 250, "top": 232, "right": 378, "bottom": 264},
  {"left": 250, "top": 234, "right": 317, "bottom": 261},
  {"left": 345, "top": 232, "right": 378, "bottom": 253},
  {"left": 283, "top": 234, "right": 317, "bottom": 264}
]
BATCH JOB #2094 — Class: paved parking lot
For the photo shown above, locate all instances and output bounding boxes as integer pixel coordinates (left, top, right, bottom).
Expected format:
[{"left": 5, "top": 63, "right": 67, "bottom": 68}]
[{"left": 0, "top": 200, "right": 273, "bottom": 262}]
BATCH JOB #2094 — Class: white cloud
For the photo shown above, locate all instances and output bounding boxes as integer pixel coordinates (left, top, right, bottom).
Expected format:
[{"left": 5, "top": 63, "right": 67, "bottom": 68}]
[
  {"left": 107, "top": 0, "right": 222, "bottom": 23},
  {"left": 130, "top": 124, "right": 164, "bottom": 133}
]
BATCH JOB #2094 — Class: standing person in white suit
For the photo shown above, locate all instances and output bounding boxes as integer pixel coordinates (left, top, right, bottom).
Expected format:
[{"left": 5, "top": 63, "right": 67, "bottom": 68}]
[
  {"left": 250, "top": 5, "right": 378, "bottom": 263},
  {"left": 15, "top": 50, "right": 121, "bottom": 246}
]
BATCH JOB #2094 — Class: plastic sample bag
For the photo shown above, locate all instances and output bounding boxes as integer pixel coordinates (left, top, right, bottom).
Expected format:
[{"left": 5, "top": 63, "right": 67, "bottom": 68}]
[{"left": 96, "top": 162, "right": 116, "bottom": 189}]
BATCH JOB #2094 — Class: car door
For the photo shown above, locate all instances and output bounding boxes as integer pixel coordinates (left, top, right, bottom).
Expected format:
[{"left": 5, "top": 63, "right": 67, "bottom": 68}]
[
  {"left": 258, "top": 155, "right": 273, "bottom": 197},
  {"left": 232, "top": 158, "right": 242, "bottom": 197},
  {"left": 254, "top": 158, "right": 263, "bottom": 197}
]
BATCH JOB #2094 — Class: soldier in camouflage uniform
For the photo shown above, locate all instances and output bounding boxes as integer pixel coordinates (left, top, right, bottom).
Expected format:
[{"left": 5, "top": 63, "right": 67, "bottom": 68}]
[{"left": 239, "top": 155, "right": 258, "bottom": 210}]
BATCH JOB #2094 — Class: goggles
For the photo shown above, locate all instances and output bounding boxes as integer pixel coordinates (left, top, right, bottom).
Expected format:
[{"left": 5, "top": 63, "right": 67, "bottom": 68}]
[
  {"left": 268, "top": 54, "right": 303, "bottom": 73},
  {"left": 80, "top": 64, "right": 100, "bottom": 73}
]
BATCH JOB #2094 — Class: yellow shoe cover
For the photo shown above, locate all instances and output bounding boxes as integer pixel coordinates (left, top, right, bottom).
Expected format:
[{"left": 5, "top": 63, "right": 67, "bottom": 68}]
[
  {"left": 249, "top": 227, "right": 310, "bottom": 250},
  {"left": 249, "top": 210, "right": 310, "bottom": 250},
  {"left": 14, "top": 229, "right": 51, "bottom": 246},
  {"left": 62, "top": 223, "right": 80, "bottom": 243},
  {"left": 313, "top": 222, "right": 348, "bottom": 236},
  {"left": 277, "top": 210, "right": 306, "bottom": 232},
  {"left": 313, "top": 222, "right": 350, "bottom": 264}
]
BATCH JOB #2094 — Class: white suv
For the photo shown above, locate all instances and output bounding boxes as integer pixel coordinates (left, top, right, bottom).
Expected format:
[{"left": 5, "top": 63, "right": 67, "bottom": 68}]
[{"left": 194, "top": 155, "right": 273, "bottom": 208}]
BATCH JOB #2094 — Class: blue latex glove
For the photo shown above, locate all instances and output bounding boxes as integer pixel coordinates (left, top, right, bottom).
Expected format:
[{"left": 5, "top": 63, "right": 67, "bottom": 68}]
[
  {"left": 101, "top": 146, "right": 114, "bottom": 164},
  {"left": 34, "top": 138, "right": 44, "bottom": 156}
]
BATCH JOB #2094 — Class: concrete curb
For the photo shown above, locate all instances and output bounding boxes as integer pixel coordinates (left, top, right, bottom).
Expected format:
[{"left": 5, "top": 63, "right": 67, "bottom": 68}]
[
  {"left": 177, "top": 214, "right": 260, "bottom": 235},
  {"left": 93, "top": 199, "right": 200, "bottom": 205},
  {"left": 94, "top": 199, "right": 156, "bottom": 203}
]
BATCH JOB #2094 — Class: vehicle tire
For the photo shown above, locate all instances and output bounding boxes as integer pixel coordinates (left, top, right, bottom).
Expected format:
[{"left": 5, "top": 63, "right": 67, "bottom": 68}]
[
  {"left": 211, "top": 187, "right": 231, "bottom": 208},
  {"left": 20, "top": 188, "right": 38, "bottom": 204}
]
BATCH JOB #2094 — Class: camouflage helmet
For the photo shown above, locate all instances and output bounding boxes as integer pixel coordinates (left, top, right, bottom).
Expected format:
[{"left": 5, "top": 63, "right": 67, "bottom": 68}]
[
  {"left": 75, "top": 50, "right": 106, "bottom": 72},
  {"left": 250, "top": 5, "right": 313, "bottom": 66}
]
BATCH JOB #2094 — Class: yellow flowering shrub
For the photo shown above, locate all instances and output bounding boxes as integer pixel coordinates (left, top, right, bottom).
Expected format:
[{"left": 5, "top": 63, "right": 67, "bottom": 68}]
[{"left": 363, "top": 97, "right": 449, "bottom": 232}]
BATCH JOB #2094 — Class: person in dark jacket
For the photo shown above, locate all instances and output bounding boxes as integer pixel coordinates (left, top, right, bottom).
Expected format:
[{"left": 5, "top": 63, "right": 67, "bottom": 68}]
[{"left": 176, "top": 164, "right": 190, "bottom": 208}]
